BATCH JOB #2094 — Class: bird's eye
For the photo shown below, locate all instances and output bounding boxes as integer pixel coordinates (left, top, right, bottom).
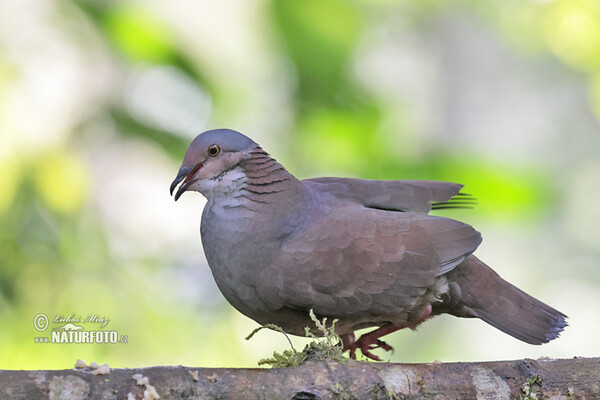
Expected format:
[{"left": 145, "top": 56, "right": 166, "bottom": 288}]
[{"left": 207, "top": 144, "right": 220, "bottom": 157}]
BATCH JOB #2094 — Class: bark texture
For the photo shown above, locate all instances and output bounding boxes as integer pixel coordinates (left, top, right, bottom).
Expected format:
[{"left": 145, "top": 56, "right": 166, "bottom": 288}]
[{"left": 0, "top": 357, "right": 597, "bottom": 399}]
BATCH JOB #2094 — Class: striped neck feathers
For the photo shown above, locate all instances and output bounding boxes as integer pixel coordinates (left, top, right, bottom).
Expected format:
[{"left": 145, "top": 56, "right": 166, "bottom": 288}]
[{"left": 205, "top": 147, "right": 300, "bottom": 211}]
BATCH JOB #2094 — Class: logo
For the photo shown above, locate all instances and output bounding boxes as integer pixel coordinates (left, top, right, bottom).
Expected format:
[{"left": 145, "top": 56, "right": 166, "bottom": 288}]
[
  {"left": 33, "top": 313, "right": 128, "bottom": 344},
  {"left": 33, "top": 313, "right": 49, "bottom": 332}
]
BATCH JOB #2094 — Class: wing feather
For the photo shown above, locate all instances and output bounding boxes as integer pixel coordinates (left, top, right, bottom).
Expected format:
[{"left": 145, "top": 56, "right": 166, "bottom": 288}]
[
  {"left": 274, "top": 205, "right": 482, "bottom": 322},
  {"left": 303, "top": 177, "right": 471, "bottom": 214}
]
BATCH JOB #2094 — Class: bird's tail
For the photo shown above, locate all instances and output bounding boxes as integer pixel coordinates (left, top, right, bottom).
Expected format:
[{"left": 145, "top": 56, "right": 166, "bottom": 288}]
[{"left": 445, "top": 256, "right": 567, "bottom": 344}]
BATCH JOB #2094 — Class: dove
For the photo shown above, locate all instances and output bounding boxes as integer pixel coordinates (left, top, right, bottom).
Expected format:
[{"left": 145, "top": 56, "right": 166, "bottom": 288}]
[{"left": 170, "top": 128, "right": 567, "bottom": 360}]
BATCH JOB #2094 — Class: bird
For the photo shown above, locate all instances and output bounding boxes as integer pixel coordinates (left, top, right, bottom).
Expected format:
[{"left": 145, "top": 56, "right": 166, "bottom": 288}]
[{"left": 170, "top": 128, "right": 567, "bottom": 361}]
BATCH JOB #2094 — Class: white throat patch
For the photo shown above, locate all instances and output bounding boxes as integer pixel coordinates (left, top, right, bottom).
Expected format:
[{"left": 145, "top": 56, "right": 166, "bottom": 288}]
[{"left": 191, "top": 166, "right": 247, "bottom": 202}]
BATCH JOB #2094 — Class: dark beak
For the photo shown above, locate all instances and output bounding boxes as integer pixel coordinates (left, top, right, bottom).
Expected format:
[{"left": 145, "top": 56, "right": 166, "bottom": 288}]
[{"left": 170, "top": 165, "right": 198, "bottom": 201}]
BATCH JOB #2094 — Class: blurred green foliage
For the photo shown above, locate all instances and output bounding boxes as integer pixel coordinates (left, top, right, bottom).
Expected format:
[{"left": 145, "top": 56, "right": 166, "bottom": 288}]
[
  {"left": 0, "top": 0, "right": 598, "bottom": 369},
  {"left": 105, "top": 3, "right": 176, "bottom": 63},
  {"left": 272, "top": 0, "right": 362, "bottom": 105}
]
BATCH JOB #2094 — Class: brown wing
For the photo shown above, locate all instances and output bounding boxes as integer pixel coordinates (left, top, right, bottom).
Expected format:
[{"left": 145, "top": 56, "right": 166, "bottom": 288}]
[
  {"left": 268, "top": 205, "right": 482, "bottom": 321},
  {"left": 302, "top": 177, "right": 474, "bottom": 214}
]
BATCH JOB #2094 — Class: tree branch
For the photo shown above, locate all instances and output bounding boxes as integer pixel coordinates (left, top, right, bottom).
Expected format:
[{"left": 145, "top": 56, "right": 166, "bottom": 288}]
[{"left": 1, "top": 357, "right": 597, "bottom": 399}]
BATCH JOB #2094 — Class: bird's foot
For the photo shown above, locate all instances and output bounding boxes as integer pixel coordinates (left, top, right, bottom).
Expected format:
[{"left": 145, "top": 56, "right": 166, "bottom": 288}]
[
  {"left": 342, "top": 325, "right": 400, "bottom": 361},
  {"left": 358, "top": 338, "right": 394, "bottom": 361},
  {"left": 341, "top": 305, "right": 433, "bottom": 361}
]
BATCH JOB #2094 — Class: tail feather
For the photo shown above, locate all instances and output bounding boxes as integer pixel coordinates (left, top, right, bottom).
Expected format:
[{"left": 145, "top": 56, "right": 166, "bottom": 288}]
[{"left": 445, "top": 256, "right": 567, "bottom": 345}]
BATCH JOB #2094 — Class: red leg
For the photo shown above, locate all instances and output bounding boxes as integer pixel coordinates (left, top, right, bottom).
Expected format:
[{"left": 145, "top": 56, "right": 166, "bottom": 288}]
[
  {"left": 340, "top": 332, "right": 356, "bottom": 359},
  {"left": 343, "top": 305, "right": 433, "bottom": 361}
]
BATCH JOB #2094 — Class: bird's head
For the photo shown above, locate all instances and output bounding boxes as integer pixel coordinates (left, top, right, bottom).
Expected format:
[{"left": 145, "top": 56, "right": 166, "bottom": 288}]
[{"left": 170, "top": 129, "right": 258, "bottom": 200}]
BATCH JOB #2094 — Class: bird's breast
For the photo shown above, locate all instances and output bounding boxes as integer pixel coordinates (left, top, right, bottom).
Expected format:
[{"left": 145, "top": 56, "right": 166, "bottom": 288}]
[{"left": 200, "top": 200, "right": 284, "bottom": 312}]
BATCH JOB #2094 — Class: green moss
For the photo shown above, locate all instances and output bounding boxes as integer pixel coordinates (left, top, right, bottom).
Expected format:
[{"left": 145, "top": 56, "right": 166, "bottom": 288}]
[
  {"left": 567, "top": 387, "right": 575, "bottom": 400},
  {"left": 246, "top": 309, "right": 345, "bottom": 368},
  {"left": 519, "top": 374, "right": 543, "bottom": 400}
]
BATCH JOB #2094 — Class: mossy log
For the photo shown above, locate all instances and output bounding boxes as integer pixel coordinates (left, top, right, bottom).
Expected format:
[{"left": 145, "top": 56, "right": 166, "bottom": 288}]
[{"left": 0, "top": 357, "right": 598, "bottom": 399}]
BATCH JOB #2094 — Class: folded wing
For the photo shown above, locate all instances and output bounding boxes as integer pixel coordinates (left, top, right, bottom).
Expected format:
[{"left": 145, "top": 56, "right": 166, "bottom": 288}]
[
  {"left": 271, "top": 206, "right": 482, "bottom": 322},
  {"left": 303, "top": 178, "right": 475, "bottom": 214}
]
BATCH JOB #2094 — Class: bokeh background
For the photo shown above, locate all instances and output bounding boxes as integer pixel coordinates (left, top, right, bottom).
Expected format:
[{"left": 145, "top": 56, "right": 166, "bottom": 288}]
[{"left": 1, "top": 0, "right": 599, "bottom": 369}]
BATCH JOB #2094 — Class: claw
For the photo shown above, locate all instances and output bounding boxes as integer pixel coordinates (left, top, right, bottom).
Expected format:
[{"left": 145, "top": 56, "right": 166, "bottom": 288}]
[
  {"left": 360, "top": 347, "right": 382, "bottom": 361},
  {"left": 342, "top": 325, "right": 399, "bottom": 361},
  {"left": 375, "top": 339, "right": 393, "bottom": 352},
  {"left": 341, "top": 305, "right": 433, "bottom": 361}
]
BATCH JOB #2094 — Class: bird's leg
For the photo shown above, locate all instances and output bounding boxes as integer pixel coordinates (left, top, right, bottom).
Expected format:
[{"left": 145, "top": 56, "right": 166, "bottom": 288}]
[
  {"left": 344, "top": 305, "right": 433, "bottom": 361},
  {"left": 340, "top": 332, "right": 356, "bottom": 359}
]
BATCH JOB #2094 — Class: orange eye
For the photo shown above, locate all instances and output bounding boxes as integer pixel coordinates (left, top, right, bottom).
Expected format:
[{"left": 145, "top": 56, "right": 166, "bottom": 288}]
[{"left": 208, "top": 144, "right": 220, "bottom": 157}]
